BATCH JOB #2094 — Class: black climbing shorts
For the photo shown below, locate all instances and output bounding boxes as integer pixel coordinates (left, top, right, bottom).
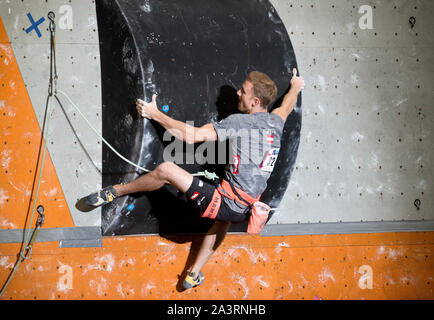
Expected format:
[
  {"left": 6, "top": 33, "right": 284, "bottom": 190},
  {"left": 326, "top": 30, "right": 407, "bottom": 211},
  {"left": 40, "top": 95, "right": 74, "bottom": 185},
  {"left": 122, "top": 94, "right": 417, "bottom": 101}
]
[{"left": 185, "top": 177, "right": 248, "bottom": 223}]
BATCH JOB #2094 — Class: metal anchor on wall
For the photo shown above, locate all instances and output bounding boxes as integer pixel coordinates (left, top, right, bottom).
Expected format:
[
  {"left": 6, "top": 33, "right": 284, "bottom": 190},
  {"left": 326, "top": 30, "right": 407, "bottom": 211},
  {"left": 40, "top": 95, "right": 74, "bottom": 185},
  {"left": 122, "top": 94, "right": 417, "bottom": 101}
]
[{"left": 409, "top": 16, "right": 416, "bottom": 29}]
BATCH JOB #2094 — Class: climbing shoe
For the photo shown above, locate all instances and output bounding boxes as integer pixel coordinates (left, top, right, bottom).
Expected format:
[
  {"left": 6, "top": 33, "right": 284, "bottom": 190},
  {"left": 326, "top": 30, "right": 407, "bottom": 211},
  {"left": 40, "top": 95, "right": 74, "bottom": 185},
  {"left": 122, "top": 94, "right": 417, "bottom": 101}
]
[
  {"left": 183, "top": 271, "right": 204, "bottom": 289},
  {"left": 85, "top": 186, "right": 117, "bottom": 208}
]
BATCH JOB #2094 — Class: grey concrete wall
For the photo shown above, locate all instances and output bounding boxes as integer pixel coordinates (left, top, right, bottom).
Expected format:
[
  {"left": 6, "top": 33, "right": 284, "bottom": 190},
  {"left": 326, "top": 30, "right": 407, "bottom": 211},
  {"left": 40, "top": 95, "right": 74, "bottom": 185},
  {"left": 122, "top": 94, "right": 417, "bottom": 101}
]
[
  {"left": 270, "top": 0, "right": 434, "bottom": 224},
  {"left": 1, "top": 0, "right": 433, "bottom": 230}
]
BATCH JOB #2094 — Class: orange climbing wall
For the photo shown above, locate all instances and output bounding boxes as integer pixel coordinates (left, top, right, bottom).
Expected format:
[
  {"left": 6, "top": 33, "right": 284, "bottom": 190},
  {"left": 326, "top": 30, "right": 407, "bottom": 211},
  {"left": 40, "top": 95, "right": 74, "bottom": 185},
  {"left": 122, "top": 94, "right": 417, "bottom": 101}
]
[
  {"left": 0, "top": 17, "right": 74, "bottom": 230},
  {"left": 0, "top": 232, "right": 433, "bottom": 300}
]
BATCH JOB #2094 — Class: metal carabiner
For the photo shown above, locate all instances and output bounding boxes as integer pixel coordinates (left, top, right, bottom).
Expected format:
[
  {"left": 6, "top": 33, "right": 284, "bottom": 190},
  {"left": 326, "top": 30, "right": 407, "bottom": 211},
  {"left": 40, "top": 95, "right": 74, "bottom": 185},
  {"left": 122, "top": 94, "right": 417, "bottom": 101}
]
[
  {"left": 36, "top": 205, "right": 46, "bottom": 226},
  {"left": 47, "top": 11, "right": 58, "bottom": 95},
  {"left": 23, "top": 206, "right": 46, "bottom": 260},
  {"left": 48, "top": 11, "right": 56, "bottom": 33}
]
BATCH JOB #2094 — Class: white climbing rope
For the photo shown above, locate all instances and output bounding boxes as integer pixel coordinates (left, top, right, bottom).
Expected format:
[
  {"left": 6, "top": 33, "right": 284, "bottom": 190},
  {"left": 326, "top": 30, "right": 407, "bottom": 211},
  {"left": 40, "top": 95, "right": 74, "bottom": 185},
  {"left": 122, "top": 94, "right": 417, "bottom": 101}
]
[{"left": 56, "top": 90, "right": 219, "bottom": 181}]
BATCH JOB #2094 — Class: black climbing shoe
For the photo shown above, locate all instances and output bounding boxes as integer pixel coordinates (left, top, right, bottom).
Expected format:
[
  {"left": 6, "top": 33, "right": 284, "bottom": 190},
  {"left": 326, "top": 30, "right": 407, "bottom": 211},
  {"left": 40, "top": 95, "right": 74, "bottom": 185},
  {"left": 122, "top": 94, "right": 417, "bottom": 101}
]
[{"left": 85, "top": 186, "right": 117, "bottom": 208}]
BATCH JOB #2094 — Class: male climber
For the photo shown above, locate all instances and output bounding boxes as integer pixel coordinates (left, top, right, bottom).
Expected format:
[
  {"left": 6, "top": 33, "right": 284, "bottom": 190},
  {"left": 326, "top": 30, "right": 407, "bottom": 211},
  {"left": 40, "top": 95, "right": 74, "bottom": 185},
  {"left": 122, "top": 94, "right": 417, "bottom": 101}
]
[{"left": 85, "top": 68, "right": 304, "bottom": 289}]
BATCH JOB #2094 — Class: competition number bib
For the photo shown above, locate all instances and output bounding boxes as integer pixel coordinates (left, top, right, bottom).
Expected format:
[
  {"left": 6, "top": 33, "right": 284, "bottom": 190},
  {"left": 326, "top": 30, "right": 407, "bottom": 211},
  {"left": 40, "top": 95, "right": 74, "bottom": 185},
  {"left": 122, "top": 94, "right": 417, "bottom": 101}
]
[{"left": 260, "top": 148, "right": 280, "bottom": 172}]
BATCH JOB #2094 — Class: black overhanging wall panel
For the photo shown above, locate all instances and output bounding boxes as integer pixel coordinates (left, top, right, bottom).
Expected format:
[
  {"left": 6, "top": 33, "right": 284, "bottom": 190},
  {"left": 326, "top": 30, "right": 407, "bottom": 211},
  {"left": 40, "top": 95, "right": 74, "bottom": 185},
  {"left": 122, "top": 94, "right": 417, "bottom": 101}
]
[{"left": 96, "top": 0, "right": 301, "bottom": 236}]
